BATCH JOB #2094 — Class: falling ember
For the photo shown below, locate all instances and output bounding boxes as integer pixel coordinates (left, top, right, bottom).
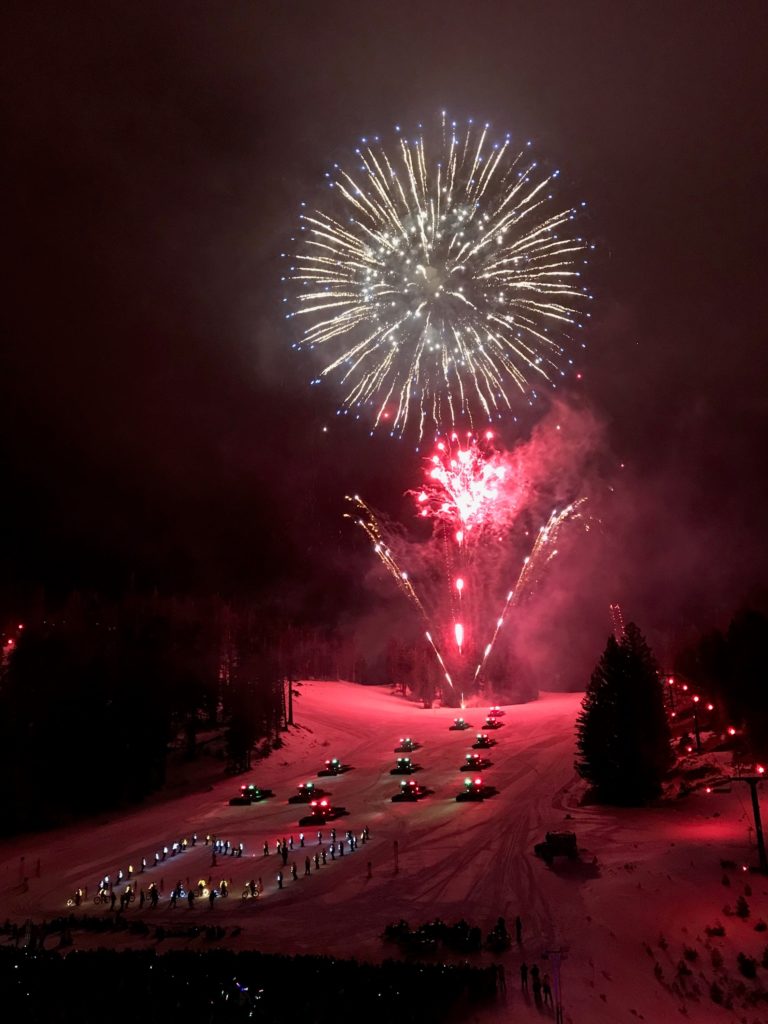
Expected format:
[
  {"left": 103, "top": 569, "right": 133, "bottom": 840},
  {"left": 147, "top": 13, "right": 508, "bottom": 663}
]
[
  {"left": 454, "top": 623, "right": 465, "bottom": 651},
  {"left": 287, "top": 114, "right": 590, "bottom": 439},
  {"left": 455, "top": 577, "right": 465, "bottom": 593}
]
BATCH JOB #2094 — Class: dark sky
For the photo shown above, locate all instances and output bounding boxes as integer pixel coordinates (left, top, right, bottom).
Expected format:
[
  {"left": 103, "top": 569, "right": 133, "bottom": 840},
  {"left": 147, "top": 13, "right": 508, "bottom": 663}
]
[{"left": 2, "top": 2, "right": 768, "bottom": 650}]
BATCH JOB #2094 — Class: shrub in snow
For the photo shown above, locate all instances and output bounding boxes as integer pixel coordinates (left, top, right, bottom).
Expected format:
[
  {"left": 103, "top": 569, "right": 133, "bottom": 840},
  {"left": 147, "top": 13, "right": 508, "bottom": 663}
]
[
  {"left": 705, "top": 922, "right": 726, "bottom": 937},
  {"left": 737, "top": 952, "right": 758, "bottom": 978},
  {"left": 736, "top": 895, "right": 750, "bottom": 919},
  {"left": 709, "top": 981, "right": 724, "bottom": 1004}
]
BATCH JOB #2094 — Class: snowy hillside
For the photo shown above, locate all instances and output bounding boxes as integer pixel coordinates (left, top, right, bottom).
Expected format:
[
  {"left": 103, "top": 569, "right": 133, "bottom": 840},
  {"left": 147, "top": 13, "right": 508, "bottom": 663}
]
[{"left": 1, "top": 680, "right": 766, "bottom": 1023}]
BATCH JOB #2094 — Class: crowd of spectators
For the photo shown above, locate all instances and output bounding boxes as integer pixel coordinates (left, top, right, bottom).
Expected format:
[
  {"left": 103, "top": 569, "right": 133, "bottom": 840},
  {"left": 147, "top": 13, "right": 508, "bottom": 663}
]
[
  {"left": 385, "top": 916, "right": 510, "bottom": 954},
  {"left": 0, "top": 944, "right": 497, "bottom": 1022},
  {"left": 0, "top": 916, "right": 239, "bottom": 948}
]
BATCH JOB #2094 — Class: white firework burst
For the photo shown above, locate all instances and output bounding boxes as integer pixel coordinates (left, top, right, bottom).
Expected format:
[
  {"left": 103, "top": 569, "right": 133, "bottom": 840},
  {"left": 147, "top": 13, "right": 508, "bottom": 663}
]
[{"left": 285, "top": 115, "right": 591, "bottom": 439}]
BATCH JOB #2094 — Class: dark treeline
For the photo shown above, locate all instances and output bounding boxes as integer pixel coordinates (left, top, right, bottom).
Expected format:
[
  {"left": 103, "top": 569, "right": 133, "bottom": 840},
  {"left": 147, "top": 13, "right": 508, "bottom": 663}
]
[
  {"left": 384, "top": 636, "right": 442, "bottom": 706},
  {"left": 0, "top": 593, "right": 366, "bottom": 836},
  {"left": 676, "top": 607, "right": 768, "bottom": 758},
  {"left": 383, "top": 634, "right": 539, "bottom": 708},
  {"left": 575, "top": 607, "right": 768, "bottom": 806},
  {"left": 0, "top": 585, "right": 457, "bottom": 836}
]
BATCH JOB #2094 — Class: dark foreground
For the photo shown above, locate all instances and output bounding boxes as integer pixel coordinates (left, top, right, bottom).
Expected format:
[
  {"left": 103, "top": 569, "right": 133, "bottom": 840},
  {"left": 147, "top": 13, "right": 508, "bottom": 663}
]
[{"left": 0, "top": 931, "right": 498, "bottom": 1023}]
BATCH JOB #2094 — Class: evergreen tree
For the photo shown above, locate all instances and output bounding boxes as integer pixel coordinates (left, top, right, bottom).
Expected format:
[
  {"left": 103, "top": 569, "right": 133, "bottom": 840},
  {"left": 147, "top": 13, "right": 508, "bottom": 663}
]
[
  {"left": 223, "top": 613, "right": 283, "bottom": 772},
  {"left": 576, "top": 623, "right": 673, "bottom": 804}
]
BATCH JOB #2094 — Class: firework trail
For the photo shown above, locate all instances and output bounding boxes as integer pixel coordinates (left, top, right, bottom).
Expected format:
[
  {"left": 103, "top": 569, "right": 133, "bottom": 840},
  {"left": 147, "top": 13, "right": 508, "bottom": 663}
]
[
  {"left": 345, "top": 431, "right": 586, "bottom": 692},
  {"left": 286, "top": 114, "right": 591, "bottom": 438},
  {"left": 345, "top": 495, "right": 428, "bottom": 619},
  {"left": 609, "top": 602, "right": 626, "bottom": 640},
  {"left": 471, "top": 499, "right": 587, "bottom": 684}
]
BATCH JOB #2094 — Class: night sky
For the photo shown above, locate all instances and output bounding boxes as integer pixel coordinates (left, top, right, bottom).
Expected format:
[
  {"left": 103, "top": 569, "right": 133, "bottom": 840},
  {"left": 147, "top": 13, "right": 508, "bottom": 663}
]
[{"left": 3, "top": 2, "right": 768, "bottom": 661}]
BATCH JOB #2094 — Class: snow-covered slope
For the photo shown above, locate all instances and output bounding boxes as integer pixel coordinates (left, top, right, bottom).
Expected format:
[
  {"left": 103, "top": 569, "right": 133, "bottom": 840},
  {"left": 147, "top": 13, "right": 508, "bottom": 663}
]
[{"left": 1, "top": 680, "right": 765, "bottom": 1023}]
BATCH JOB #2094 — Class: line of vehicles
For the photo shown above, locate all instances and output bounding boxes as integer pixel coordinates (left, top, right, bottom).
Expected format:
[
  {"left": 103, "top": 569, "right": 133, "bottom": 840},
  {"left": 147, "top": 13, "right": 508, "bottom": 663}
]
[
  {"left": 73, "top": 703, "right": 573, "bottom": 908},
  {"left": 226, "top": 708, "right": 508, "bottom": 816}
]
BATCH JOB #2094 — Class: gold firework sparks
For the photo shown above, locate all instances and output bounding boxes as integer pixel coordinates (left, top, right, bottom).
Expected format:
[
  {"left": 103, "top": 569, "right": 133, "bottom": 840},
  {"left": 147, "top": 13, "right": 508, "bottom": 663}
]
[{"left": 346, "top": 489, "right": 587, "bottom": 692}]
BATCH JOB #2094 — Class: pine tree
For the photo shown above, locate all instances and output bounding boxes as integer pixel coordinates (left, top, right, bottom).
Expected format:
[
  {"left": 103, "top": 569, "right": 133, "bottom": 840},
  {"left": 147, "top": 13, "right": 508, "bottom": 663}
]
[{"left": 576, "top": 623, "right": 673, "bottom": 804}]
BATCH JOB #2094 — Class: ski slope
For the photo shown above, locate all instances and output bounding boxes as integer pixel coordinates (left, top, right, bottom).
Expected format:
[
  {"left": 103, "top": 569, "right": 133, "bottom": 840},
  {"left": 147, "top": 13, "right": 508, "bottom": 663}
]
[{"left": 0, "top": 680, "right": 765, "bottom": 1023}]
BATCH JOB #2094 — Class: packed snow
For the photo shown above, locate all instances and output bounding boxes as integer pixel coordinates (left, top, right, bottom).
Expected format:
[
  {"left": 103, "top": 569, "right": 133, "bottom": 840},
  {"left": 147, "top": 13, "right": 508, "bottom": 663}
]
[{"left": 1, "top": 680, "right": 767, "bottom": 1022}]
